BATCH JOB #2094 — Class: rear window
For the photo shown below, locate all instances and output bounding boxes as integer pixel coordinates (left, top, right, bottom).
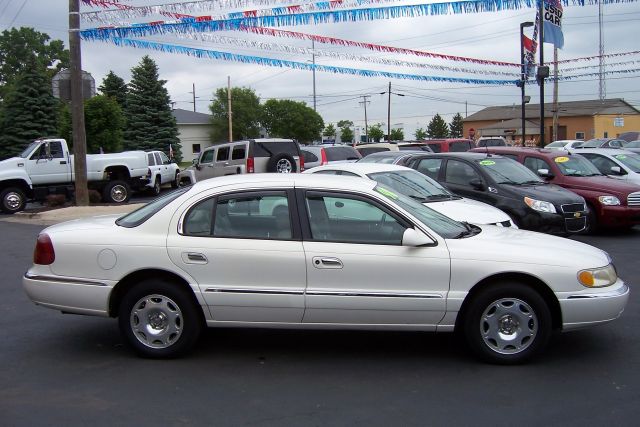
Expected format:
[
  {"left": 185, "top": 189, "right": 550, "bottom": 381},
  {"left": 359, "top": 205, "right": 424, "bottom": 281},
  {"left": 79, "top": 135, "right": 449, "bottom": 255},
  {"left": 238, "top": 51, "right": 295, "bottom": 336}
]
[
  {"left": 478, "top": 139, "right": 506, "bottom": 147},
  {"left": 116, "top": 187, "right": 190, "bottom": 228},
  {"left": 358, "top": 147, "right": 389, "bottom": 156},
  {"left": 302, "top": 149, "right": 319, "bottom": 163},
  {"left": 450, "top": 141, "right": 472, "bottom": 152},
  {"left": 251, "top": 141, "right": 300, "bottom": 158},
  {"left": 326, "top": 146, "right": 361, "bottom": 161},
  {"left": 427, "top": 143, "right": 442, "bottom": 153}
]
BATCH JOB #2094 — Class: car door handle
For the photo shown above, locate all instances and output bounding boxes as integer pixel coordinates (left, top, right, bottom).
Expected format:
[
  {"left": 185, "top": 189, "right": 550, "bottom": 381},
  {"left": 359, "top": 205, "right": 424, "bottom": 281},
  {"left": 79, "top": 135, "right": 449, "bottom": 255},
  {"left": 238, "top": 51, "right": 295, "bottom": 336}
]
[
  {"left": 60, "top": 160, "right": 67, "bottom": 164},
  {"left": 312, "top": 257, "right": 343, "bottom": 269},
  {"left": 183, "top": 252, "right": 208, "bottom": 264},
  {"left": 224, "top": 162, "right": 230, "bottom": 166}
]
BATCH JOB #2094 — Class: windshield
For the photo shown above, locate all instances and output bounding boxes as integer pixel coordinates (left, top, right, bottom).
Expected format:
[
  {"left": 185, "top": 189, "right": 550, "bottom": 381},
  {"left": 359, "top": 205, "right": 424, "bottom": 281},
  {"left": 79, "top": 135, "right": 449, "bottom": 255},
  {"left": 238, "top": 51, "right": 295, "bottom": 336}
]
[
  {"left": 582, "top": 139, "right": 605, "bottom": 148},
  {"left": 546, "top": 141, "right": 565, "bottom": 148},
  {"left": 626, "top": 141, "right": 640, "bottom": 148},
  {"left": 613, "top": 153, "right": 640, "bottom": 173},
  {"left": 474, "top": 158, "right": 543, "bottom": 184},
  {"left": 554, "top": 155, "right": 601, "bottom": 176},
  {"left": 368, "top": 170, "right": 454, "bottom": 202},
  {"left": 19, "top": 141, "right": 42, "bottom": 158},
  {"left": 374, "top": 184, "right": 469, "bottom": 239},
  {"left": 116, "top": 187, "right": 190, "bottom": 227}
]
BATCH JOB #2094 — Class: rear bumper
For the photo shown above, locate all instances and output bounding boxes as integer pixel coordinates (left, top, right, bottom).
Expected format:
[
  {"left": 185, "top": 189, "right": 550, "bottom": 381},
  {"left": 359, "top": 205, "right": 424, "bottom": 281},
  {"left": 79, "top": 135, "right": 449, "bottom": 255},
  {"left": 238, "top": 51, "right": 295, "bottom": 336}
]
[
  {"left": 559, "top": 282, "right": 629, "bottom": 330},
  {"left": 23, "top": 272, "right": 111, "bottom": 316}
]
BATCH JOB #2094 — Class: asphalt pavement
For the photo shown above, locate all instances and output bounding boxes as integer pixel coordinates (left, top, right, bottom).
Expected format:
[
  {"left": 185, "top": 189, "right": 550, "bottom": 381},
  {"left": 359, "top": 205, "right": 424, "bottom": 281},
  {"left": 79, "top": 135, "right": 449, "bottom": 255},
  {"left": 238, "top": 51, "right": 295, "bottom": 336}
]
[{"left": 1, "top": 212, "right": 638, "bottom": 426}]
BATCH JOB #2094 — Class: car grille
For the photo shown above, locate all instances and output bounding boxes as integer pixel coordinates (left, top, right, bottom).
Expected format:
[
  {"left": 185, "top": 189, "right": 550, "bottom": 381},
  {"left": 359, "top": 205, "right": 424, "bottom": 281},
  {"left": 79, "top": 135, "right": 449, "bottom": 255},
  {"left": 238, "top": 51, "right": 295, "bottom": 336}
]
[
  {"left": 628, "top": 192, "right": 640, "bottom": 207},
  {"left": 561, "top": 203, "right": 587, "bottom": 232}
]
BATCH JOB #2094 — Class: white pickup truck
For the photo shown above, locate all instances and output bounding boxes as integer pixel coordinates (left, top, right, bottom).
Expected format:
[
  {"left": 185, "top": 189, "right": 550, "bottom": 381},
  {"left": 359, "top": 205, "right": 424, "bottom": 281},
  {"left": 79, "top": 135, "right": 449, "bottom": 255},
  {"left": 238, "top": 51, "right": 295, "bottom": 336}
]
[
  {"left": 144, "top": 150, "right": 180, "bottom": 196},
  {"left": 0, "top": 138, "right": 152, "bottom": 213}
]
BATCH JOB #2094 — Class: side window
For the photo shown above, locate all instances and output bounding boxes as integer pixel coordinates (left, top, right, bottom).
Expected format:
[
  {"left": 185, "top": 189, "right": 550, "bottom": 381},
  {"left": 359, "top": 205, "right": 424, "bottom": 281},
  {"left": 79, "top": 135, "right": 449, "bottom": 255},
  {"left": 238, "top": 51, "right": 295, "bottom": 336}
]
[
  {"left": 415, "top": 158, "right": 442, "bottom": 180},
  {"left": 231, "top": 146, "right": 246, "bottom": 160},
  {"left": 450, "top": 141, "right": 467, "bottom": 152},
  {"left": 147, "top": 153, "right": 156, "bottom": 166},
  {"left": 200, "top": 149, "right": 215, "bottom": 164},
  {"left": 49, "top": 141, "right": 64, "bottom": 158},
  {"left": 445, "top": 160, "right": 480, "bottom": 186},
  {"left": 502, "top": 154, "right": 519, "bottom": 161},
  {"left": 524, "top": 157, "right": 550, "bottom": 173},
  {"left": 581, "top": 154, "right": 617, "bottom": 175},
  {"left": 154, "top": 153, "right": 162, "bottom": 165},
  {"left": 427, "top": 143, "right": 442, "bottom": 153},
  {"left": 339, "top": 171, "right": 359, "bottom": 177},
  {"left": 305, "top": 193, "right": 406, "bottom": 245},
  {"left": 159, "top": 152, "right": 170, "bottom": 164},
  {"left": 183, "top": 198, "right": 215, "bottom": 236},
  {"left": 216, "top": 146, "right": 230, "bottom": 161},
  {"left": 213, "top": 192, "right": 291, "bottom": 240},
  {"left": 313, "top": 170, "right": 339, "bottom": 175},
  {"left": 302, "top": 150, "right": 319, "bottom": 163}
]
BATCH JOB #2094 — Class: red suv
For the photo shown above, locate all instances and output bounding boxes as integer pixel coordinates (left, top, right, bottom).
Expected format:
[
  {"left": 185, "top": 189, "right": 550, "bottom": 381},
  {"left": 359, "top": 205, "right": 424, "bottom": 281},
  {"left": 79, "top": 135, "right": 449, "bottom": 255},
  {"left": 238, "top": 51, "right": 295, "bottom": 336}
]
[
  {"left": 470, "top": 147, "right": 640, "bottom": 230},
  {"left": 425, "top": 139, "right": 476, "bottom": 153}
]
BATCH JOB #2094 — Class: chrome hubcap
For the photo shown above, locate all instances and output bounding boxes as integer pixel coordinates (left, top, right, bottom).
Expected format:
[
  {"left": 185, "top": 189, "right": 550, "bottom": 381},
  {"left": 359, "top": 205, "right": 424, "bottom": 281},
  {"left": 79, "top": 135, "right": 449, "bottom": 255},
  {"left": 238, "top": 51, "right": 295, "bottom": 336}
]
[
  {"left": 276, "top": 159, "right": 292, "bottom": 173},
  {"left": 110, "top": 185, "right": 127, "bottom": 203},
  {"left": 480, "top": 298, "right": 537, "bottom": 355},
  {"left": 4, "top": 192, "right": 21, "bottom": 210},
  {"left": 130, "top": 294, "right": 183, "bottom": 349}
]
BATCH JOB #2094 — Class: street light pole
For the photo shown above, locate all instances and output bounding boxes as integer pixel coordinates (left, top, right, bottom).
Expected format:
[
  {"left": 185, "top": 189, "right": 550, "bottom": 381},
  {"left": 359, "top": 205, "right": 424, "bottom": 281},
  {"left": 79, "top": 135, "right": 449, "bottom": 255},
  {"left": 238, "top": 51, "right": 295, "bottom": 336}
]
[
  {"left": 537, "top": 0, "right": 547, "bottom": 148},
  {"left": 520, "top": 21, "right": 534, "bottom": 147}
]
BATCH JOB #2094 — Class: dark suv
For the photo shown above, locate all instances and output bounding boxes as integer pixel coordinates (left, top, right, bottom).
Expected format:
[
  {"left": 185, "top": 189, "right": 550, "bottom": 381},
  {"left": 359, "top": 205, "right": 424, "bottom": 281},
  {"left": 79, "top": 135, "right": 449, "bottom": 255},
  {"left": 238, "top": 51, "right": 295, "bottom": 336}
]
[
  {"left": 470, "top": 146, "right": 640, "bottom": 230},
  {"left": 404, "top": 152, "right": 587, "bottom": 234}
]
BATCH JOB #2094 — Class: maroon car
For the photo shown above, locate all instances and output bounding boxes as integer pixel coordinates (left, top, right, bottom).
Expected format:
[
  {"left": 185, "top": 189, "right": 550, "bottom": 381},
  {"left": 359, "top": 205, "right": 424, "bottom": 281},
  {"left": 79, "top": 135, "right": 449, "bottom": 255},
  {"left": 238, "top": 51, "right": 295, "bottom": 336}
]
[{"left": 469, "top": 147, "right": 640, "bottom": 230}]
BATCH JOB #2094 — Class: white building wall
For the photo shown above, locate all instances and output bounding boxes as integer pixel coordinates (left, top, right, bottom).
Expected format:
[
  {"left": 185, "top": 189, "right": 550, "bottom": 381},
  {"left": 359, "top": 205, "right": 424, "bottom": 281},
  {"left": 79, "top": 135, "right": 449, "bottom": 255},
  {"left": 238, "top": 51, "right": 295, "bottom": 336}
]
[{"left": 177, "top": 124, "right": 213, "bottom": 162}]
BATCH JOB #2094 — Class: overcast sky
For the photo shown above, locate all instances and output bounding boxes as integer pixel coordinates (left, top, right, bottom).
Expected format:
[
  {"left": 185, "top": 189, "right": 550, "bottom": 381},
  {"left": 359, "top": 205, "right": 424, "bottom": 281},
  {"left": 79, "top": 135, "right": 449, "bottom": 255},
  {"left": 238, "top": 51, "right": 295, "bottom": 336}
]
[{"left": 1, "top": 1, "right": 638, "bottom": 138}]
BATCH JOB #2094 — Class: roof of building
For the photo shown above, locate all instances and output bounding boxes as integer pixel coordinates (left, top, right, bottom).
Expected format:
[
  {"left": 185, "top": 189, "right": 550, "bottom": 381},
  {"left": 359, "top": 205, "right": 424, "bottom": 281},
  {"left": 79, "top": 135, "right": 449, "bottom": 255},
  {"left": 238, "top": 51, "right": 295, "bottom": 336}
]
[
  {"left": 465, "top": 98, "right": 640, "bottom": 122},
  {"left": 172, "top": 108, "right": 211, "bottom": 124}
]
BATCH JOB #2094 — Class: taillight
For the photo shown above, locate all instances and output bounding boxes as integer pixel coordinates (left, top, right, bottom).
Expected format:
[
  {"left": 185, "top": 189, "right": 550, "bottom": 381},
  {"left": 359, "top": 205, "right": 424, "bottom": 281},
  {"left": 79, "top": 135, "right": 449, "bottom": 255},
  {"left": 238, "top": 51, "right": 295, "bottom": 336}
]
[
  {"left": 247, "top": 156, "right": 254, "bottom": 173},
  {"left": 320, "top": 148, "right": 328, "bottom": 166},
  {"left": 34, "top": 233, "right": 55, "bottom": 265},
  {"left": 299, "top": 153, "right": 305, "bottom": 172}
]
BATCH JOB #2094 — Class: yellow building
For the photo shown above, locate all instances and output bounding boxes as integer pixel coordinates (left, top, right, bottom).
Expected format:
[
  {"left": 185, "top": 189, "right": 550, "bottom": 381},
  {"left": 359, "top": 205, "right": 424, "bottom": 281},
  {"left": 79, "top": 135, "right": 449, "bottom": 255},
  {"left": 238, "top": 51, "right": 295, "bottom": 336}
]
[{"left": 463, "top": 98, "right": 640, "bottom": 146}]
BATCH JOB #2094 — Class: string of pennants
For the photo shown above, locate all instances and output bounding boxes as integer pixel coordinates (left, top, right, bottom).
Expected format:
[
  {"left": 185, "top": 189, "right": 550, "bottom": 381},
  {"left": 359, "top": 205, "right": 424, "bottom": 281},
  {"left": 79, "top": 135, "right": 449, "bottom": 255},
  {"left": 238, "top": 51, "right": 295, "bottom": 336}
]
[{"left": 79, "top": 0, "right": 640, "bottom": 85}]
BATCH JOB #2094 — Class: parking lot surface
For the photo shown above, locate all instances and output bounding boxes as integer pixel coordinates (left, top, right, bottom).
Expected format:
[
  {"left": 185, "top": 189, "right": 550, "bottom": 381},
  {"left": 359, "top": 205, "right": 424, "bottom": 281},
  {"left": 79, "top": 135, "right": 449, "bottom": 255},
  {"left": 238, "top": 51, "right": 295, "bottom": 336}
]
[{"left": 1, "top": 218, "right": 638, "bottom": 426}]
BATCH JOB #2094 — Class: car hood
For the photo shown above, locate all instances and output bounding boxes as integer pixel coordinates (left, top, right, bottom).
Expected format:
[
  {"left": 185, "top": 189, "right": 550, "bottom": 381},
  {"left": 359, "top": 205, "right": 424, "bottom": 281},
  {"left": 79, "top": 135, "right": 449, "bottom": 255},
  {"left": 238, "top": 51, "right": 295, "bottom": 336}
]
[
  {"left": 507, "top": 183, "right": 584, "bottom": 204},
  {"left": 426, "top": 197, "right": 511, "bottom": 225},
  {"left": 560, "top": 175, "right": 640, "bottom": 197},
  {"left": 445, "top": 225, "right": 609, "bottom": 269}
]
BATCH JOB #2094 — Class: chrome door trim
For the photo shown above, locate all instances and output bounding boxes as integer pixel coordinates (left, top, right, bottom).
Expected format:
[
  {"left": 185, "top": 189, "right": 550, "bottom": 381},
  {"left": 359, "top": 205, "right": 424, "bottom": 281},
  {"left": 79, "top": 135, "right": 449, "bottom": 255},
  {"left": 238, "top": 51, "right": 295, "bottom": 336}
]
[
  {"left": 204, "top": 288, "right": 304, "bottom": 295},
  {"left": 306, "top": 290, "right": 443, "bottom": 299},
  {"left": 24, "top": 273, "right": 107, "bottom": 287}
]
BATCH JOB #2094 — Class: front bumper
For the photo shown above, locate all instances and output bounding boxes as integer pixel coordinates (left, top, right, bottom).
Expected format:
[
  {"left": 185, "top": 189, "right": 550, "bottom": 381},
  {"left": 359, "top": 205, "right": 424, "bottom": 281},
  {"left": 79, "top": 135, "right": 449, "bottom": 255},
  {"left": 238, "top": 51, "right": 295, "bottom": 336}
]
[
  {"left": 598, "top": 205, "right": 640, "bottom": 228},
  {"left": 520, "top": 209, "right": 586, "bottom": 235},
  {"left": 559, "top": 281, "right": 629, "bottom": 330},
  {"left": 23, "top": 272, "right": 112, "bottom": 316}
]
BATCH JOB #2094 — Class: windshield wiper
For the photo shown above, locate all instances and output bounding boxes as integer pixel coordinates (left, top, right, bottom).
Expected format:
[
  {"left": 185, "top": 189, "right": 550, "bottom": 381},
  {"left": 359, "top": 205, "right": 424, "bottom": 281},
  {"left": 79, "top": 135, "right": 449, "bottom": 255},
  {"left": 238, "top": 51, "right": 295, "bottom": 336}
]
[
  {"left": 426, "top": 194, "right": 453, "bottom": 201},
  {"left": 519, "top": 180, "right": 544, "bottom": 185},
  {"left": 409, "top": 195, "right": 429, "bottom": 202},
  {"left": 453, "top": 221, "right": 478, "bottom": 239}
]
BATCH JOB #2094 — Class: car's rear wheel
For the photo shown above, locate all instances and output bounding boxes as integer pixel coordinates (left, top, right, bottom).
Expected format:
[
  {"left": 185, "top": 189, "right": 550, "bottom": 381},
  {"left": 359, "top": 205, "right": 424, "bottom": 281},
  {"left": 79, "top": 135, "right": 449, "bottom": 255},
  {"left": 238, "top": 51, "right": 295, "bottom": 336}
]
[
  {"left": 150, "top": 177, "right": 161, "bottom": 196},
  {"left": 118, "top": 279, "right": 202, "bottom": 358},
  {"left": 171, "top": 172, "right": 180, "bottom": 188},
  {"left": 463, "top": 282, "right": 551, "bottom": 364},
  {"left": 102, "top": 180, "right": 131, "bottom": 204}
]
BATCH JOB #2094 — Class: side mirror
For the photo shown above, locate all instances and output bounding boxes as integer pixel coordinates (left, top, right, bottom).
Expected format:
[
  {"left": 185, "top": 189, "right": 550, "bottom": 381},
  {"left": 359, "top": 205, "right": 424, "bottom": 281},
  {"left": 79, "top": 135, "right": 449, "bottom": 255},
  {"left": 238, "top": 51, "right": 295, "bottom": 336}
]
[
  {"left": 537, "top": 168, "right": 554, "bottom": 178},
  {"left": 610, "top": 166, "right": 625, "bottom": 175},
  {"left": 469, "top": 178, "right": 485, "bottom": 190},
  {"left": 402, "top": 228, "right": 436, "bottom": 247}
]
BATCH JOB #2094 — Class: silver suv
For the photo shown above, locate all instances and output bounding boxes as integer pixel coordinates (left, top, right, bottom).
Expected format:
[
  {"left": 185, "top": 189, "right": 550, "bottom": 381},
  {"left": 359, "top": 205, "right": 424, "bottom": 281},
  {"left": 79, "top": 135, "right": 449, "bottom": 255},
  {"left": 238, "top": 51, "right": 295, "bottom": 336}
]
[{"left": 180, "top": 139, "right": 303, "bottom": 184}]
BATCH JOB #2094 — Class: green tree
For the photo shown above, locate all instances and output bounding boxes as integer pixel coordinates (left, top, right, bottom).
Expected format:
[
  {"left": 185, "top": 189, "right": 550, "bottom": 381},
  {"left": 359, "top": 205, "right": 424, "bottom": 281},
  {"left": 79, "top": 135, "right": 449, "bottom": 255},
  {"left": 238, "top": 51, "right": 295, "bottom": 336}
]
[
  {"left": 427, "top": 114, "right": 449, "bottom": 138},
  {"left": 390, "top": 128, "right": 404, "bottom": 141},
  {"left": 0, "top": 59, "right": 59, "bottom": 159},
  {"left": 368, "top": 123, "right": 385, "bottom": 142},
  {"left": 59, "top": 95, "right": 124, "bottom": 154},
  {"left": 262, "top": 99, "right": 324, "bottom": 143},
  {"left": 449, "top": 113, "right": 464, "bottom": 138},
  {"left": 323, "top": 123, "right": 336, "bottom": 139},
  {"left": 414, "top": 127, "right": 427, "bottom": 140},
  {"left": 337, "top": 120, "right": 354, "bottom": 143},
  {"left": 0, "top": 27, "right": 69, "bottom": 99},
  {"left": 209, "top": 87, "right": 261, "bottom": 142},
  {"left": 98, "top": 70, "right": 127, "bottom": 110},
  {"left": 124, "top": 56, "right": 181, "bottom": 161}
]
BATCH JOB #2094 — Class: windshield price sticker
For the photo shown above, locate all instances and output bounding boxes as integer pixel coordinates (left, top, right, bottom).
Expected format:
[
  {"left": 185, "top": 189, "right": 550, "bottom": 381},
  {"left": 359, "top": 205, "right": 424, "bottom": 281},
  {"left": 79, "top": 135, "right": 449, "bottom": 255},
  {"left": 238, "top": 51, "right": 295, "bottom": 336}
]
[
  {"left": 555, "top": 156, "right": 570, "bottom": 163},
  {"left": 376, "top": 187, "right": 399, "bottom": 199},
  {"left": 615, "top": 155, "right": 627, "bottom": 160},
  {"left": 479, "top": 160, "right": 495, "bottom": 166}
]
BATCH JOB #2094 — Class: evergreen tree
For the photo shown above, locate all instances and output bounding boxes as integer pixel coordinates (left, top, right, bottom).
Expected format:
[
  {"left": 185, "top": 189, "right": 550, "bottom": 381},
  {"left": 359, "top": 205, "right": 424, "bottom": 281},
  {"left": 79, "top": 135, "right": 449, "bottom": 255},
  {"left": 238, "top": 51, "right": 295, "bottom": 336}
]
[
  {"left": 337, "top": 120, "right": 354, "bottom": 143},
  {"left": 449, "top": 113, "right": 464, "bottom": 138},
  {"left": 209, "top": 87, "right": 262, "bottom": 142},
  {"left": 99, "top": 70, "right": 127, "bottom": 110},
  {"left": 390, "top": 128, "right": 404, "bottom": 141},
  {"left": 124, "top": 56, "right": 181, "bottom": 161},
  {"left": 368, "top": 123, "right": 384, "bottom": 142},
  {"left": 427, "top": 114, "right": 449, "bottom": 138},
  {"left": 323, "top": 123, "right": 336, "bottom": 139},
  {"left": 0, "top": 59, "right": 59, "bottom": 159},
  {"left": 414, "top": 128, "right": 427, "bottom": 140}
]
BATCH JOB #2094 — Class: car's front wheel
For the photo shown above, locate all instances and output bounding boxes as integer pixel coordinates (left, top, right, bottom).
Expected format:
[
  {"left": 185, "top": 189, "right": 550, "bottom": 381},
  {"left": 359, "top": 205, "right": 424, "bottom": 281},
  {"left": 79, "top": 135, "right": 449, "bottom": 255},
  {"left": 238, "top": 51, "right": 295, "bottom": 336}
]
[
  {"left": 0, "top": 187, "right": 26, "bottom": 214},
  {"left": 118, "top": 279, "right": 203, "bottom": 358},
  {"left": 463, "top": 282, "right": 551, "bottom": 364}
]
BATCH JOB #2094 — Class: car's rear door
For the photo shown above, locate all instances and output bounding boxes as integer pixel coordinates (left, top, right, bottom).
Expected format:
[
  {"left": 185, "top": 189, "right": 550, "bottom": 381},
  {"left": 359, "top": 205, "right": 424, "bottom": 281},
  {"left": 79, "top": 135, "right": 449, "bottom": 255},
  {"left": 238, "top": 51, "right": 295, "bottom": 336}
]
[{"left": 298, "top": 189, "right": 449, "bottom": 326}]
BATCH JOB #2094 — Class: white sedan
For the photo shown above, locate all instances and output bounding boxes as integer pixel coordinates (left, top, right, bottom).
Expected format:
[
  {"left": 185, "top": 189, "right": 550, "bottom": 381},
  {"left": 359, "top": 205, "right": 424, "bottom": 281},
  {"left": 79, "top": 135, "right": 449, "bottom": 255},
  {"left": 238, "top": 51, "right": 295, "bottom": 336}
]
[
  {"left": 23, "top": 174, "right": 628, "bottom": 364},
  {"left": 575, "top": 149, "right": 640, "bottom": 186},
  {"left": 305, "top": 163, "right": 516, "bottom": 227}
]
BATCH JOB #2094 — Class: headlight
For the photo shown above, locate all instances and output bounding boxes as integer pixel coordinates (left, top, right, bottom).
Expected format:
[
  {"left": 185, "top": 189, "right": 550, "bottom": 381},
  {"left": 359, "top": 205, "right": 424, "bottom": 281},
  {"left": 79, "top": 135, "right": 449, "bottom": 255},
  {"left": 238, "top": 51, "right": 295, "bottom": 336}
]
[
  {"left": 578, "top": 264, "right": 617, "bottom": 288},
  {"left": 524, "top": 196, "right": 557, "bottom": 213},
  {"left": 598, "top": 195, "right": 620, "bottom": 206}
]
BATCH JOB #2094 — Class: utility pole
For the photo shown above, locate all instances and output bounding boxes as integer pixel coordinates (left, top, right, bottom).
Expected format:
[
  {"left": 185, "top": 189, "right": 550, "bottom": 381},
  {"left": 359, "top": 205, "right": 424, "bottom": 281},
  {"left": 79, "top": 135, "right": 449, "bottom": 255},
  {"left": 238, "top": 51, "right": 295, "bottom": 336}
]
[
  {"left": 312, "top": 39, "right": 317, "bottom": 111},
  {"left": 598, "top": 1, "right": 606, "bottom": 100},
  {"left": 552, "top": 48, "right": 559, "bottom": 142},
  {"left": 227, "top": 76, "right": 233, "bottom": 142},
  {"left": 537, "top": 0, "right": 547, "bottom": 148},
  {"left": 359, "top": 95, "right": 371, "bottom": 143},
  {"left": 189, "top": 83, "right": 197, "bottom": 112},
  {"left": 69, "top": 0, "right": 88, "bottom": 206},
  {"left": 387, "top": 82, "right": 391, "bottom": 142}
]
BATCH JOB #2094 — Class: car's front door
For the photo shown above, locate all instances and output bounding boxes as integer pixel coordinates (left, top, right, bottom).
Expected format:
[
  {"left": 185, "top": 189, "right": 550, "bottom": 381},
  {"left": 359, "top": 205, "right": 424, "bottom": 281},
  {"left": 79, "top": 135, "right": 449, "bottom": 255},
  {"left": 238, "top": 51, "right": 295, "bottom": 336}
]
[
  {"left": 299, "top": 190, "right": 450, "bottom": 326},
  {"left": 26, "top": 141, "right": 71, "bottom": 185},
  {"left": 167, "top": 189, "right": 306, "bottom": 322},
  {"left": 194, "top": 147, "right": 217, "bottom": 181},
  {"left": 441, "top": 159, "right": 496, "bottom": 206}
]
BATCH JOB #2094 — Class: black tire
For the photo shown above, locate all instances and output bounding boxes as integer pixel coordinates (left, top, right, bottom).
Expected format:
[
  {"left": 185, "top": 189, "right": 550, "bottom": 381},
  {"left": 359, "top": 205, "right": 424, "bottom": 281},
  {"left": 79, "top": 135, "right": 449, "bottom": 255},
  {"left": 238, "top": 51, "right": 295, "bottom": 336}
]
[
  {"left": 0, "top": 187, "right": 26, "bottom": 214},
  {"left": 171, "top": 172, "right": 180, "bottom": 189},
  {"left": 102, "top": 180, "right": 131, "bottom": 204},
  {"left": 118, "top": 279, "right": 203, "bottom": 358},
  {"left": 462, "top": 282, "right": 552, "bottom": 365},
  {"left": 149, "top": 177, "right": 161, "bottom": 196},
  {"left": 267, "top": 153, "right": 297, "bottom": 173},
  {"left": 585, "top": 204, "right": 598, "bottom": 234}
]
